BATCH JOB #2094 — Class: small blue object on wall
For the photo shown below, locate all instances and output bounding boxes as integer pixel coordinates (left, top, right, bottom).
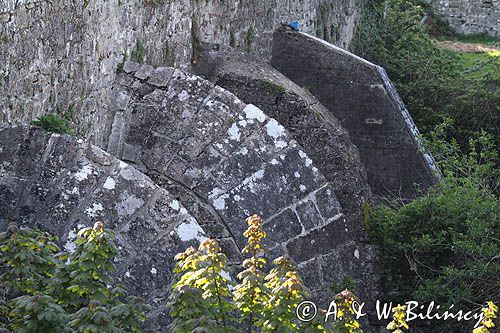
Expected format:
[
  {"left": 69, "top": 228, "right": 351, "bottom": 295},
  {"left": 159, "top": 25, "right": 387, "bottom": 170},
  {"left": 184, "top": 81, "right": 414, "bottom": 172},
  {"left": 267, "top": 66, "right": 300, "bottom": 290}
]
[{"left": 288, "top": 21, "right": 301, "bottom": 32}]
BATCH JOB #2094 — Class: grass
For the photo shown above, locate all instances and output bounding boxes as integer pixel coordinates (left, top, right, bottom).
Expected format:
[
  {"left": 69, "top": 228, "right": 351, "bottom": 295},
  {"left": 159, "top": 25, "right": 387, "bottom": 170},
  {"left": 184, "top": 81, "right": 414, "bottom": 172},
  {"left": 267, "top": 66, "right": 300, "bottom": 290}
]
[
  {"left": 455, "top": 52, "right": 500, "bottom": 80},
  {"left": 31, "top": 114, "right": 75, "bottom": 135},
  {"left": 437, "top": 34, "right": 500, "bottom": 48}
]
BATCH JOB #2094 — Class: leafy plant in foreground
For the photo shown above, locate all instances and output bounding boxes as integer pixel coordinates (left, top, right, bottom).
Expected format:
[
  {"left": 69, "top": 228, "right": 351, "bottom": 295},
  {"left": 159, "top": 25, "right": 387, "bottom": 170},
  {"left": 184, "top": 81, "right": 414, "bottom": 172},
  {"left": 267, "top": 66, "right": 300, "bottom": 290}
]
[
  {"left": 0, "top": 221, "right": 147, "bottom": 332},
  {"left": 168, "top": 214, "right": 360, "bottom": 332}
]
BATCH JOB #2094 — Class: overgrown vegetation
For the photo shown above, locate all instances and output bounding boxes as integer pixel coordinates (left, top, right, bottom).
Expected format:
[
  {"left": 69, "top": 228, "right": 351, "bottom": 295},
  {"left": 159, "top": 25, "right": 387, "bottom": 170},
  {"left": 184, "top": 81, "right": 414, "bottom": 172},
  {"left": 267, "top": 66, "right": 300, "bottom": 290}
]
[
  {"left": 0, "top": 222, "right": 147, "bottom": 332},
  {"left": 131, "top": 41, "right": 145, "bottom": 64},
  {"left": 364, "top": 126, "right": 500, "bottom": 331},
  {"left": 352, "top": 0, "right": 500, "bottom": 331},
  {"left": 167, "top": 214, "right": 361, "bottom": 332},
  {"left": 31, "top": 113, "right": 75, "bottom": 135},
  {"left": 245, "top": 28, "right": 255, "bottom": 50},
  {"left": 351, "top": 0, "right": 499, "bottom": 159}
]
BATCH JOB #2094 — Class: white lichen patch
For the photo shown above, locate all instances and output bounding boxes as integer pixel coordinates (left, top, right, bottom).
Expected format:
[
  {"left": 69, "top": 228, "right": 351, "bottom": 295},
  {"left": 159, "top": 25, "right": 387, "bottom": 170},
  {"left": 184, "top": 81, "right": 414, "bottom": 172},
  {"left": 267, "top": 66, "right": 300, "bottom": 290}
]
[
  {"left": 270, "top": 158, "right": 279, "bottom": 165},
  {"left": 298, "top": 150, "right": 313, "bottom": 166},
  {"left": 243, "top": 104, "right": 266, "bottom": 122},
  {"left": 103, "top": 177, "right": 116, "bottom": 190},
  {"left": 63, "top": 228, "right": 78, "bottom": 253},
  {"left": 115, "top": 194, "right": 144, "bottom": 216},
  {"left": 240, "top": 169, "right": 265, "bottom": 193},
  {"left": 73, "top": 165, "right": 94, "bottom": 181},
  {"left": 254, "top": 169, "right": 265, "bottom": 179},
  {"left": 171, "top": 218, "right": 208, "bottom": 243},
  {"left": 85, "top": 203, "right": 103, "bottom": 217},
  {"left": 169, "top": 200, "right": 181, "bottom": 211},
  {"left": 228, "top": 123, "right": 241, "bottom": 141},
  {"left": 119, "top": 161, "right": 128, "bottom": 168},
  {"left": 266, "top": 119, "right": 288, "bottom": 148},
  {"left": 213, "top": 193, "right": 229, "bottom": 210},
  {"left": 208, "top": 187, "right": 224, "bottom": 200},
  {"left": 294, "top": 171, "right": 301, "bottom": 178},
  {"left": 150, "top": 267, "right": 157, "bottom": 275},
  {"left": 265, "top": 119, "right": 285, "bottom": 139},
  {"left": 299, "top": 185, "right": 307, "bottom": 192},
  {"left": 354, "top": 248, "right": 360, "bottom": 259},
  {"left": 238, "top": 147, "right": 248, "bottom": 155}
]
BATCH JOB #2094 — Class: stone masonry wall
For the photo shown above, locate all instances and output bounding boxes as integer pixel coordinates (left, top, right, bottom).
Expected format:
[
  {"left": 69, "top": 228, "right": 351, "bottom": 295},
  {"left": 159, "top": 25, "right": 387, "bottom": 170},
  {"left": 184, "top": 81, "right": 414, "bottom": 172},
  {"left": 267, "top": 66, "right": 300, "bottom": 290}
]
[
  {"left": 432, "top": 0, "right": 500, "bottom": 37},
  {"left": 0, "top": 125, "right": 211, "bottom": 330},
  {"left": 0, "top": 0, "right": 364, "bottom": 146},
  {"left": 271, "top": 28, "right": 439, "bottom": 200},
  {"left": 107, "top": 62, "right": 377, "bottom": 311}
]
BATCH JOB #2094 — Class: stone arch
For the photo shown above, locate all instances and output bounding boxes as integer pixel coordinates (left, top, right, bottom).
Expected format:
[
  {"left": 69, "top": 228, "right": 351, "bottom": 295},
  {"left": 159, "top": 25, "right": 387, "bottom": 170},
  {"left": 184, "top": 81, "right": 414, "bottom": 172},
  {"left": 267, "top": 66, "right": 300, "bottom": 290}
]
[
  {"left": 0, "top": 125, "right": 210, "bottom": 330},
  {"left": 106, "top": 62, "right": 375, "bottom": 298}
]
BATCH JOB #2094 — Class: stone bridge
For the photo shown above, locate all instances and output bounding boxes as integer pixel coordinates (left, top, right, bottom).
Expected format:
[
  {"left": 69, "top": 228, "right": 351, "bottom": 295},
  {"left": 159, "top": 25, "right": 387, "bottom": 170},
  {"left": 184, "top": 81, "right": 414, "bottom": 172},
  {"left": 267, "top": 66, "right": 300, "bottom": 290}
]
[{"left": 1, "top": 21, "right": 438, "bottom": 333}]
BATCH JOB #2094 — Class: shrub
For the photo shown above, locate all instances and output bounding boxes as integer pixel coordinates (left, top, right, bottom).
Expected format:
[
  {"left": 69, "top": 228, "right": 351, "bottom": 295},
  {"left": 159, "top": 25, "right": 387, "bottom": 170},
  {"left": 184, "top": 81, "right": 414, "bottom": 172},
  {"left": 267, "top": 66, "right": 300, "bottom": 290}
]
[
  {"left": 131, "top": 41, "right": 145, "bottom": 64},
  {"left": 0, "top": 222, "right": 147, "bottom": 332},
  {"left": 365, "top": 131, "right": 500, "bottom": 332},
  {"left": 31, "top": 114, "right": 75, "bottom": 135},
  {"left": 351, "top": 0, "right": 499, "bottom": 160},
  {"left": 168, "top": 214, "right": 355, "bottom": 333}
]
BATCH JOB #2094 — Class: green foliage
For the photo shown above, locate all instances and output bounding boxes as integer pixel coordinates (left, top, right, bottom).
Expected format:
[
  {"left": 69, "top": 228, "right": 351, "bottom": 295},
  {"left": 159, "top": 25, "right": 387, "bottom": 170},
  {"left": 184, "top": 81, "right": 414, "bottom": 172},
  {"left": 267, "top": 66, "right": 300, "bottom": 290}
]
[
  {"left": 9, "top": 293, "right": 69, "bottom": 333},
  {"left": 365, "top": 131, "right": 500, "bottom": 331},
  {"left": 351, "top": 0, "right": 499, "bottom": 160},
  {"left": 0, "top": 222, "right": 147, "bottom": 332},
  {"left": 131, "top": 41, "right": 145, "bottom": 64},
  {"left": 31, "top": 114, "right": 75, "bottom": 135},
  {"left": 169, "top": 214, "right": 362, "bottom": 333},
  {"left": 233, "top": 215, "right": 268, "bottom": 331},
  {"left": 167, "top": 239, "right": 235, "bottom": 333}
]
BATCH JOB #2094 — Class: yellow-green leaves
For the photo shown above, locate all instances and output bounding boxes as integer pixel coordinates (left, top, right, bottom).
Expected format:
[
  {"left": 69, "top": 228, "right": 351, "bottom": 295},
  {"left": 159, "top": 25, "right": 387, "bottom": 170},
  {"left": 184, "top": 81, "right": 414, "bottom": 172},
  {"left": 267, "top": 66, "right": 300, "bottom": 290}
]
[
  {"left": 473, "top": 301, "right": 498, "bottom": 333},
  {"left": 386, "top": 304, "right": 409, "bottom": 333}
]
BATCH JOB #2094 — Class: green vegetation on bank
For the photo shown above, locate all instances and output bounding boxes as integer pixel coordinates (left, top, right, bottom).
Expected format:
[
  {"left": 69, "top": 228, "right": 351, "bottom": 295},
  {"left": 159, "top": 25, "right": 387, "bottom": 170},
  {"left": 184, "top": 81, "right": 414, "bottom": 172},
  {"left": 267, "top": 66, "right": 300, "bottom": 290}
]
[
  {"left": 353, "top": 0, "right": 500, "bottom": 331},
  {"left": 351, "top": 0, "right": 499, "bottom": 156},
  {"left": 0, "top": 222, "right": 147, "bottom": 332}
]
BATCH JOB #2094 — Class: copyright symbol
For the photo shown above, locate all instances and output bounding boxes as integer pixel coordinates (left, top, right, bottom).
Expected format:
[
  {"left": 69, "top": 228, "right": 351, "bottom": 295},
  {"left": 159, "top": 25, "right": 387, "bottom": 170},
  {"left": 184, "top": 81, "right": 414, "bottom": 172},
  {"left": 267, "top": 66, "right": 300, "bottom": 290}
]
[{"left": 296, "top": 300, "right": 317, "bottom": 322}]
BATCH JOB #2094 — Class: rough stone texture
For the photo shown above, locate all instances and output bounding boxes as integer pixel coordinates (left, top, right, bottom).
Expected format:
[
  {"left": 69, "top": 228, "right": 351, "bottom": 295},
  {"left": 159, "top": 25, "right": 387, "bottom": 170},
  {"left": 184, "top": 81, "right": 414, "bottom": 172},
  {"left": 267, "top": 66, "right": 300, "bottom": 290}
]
[
  {"left": 193, "top": 51, "right": 371, "bottom": 233},
  {"left": 271, "top": 28, "right": 439, "bottom": 200},
  {"left": 0, "top": 0, "right": 364, "bottom": 143},
  {"left": 105, "top": 63, "right": 377, "bottom": 305},
  {"left": 0, "top": 125, "right": 210, "bottom": 330},
  {"left": 433, "top": 0, "right": 500, "bottom": 37}
]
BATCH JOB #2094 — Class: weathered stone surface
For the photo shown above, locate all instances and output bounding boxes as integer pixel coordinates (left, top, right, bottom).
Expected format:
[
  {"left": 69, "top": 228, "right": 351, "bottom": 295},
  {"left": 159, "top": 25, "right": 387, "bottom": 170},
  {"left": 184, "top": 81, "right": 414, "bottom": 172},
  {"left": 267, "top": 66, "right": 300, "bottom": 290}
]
[
  {"left": 0, "top": 125, "right": 210, "bottom": 330},
  {"left": 193, "top": 49, "right": 371, "bottom": 221},
  {"left": 433, "top": 0, "right": 500, "bottom": 37},
  {"left": 105, "top": 64, "right": 374, "bottom": 303},
  {"left": 0, "top": 0, "right": 364, "bottom": 142},
  {"left": 271, "top": 28, "right": 439, "bottom": 200}
]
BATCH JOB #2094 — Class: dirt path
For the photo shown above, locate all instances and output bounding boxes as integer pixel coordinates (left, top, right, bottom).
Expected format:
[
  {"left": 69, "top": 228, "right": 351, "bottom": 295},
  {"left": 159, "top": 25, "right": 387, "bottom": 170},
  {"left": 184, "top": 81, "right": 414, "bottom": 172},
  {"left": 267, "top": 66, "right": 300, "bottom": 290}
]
[{"left": 432, "top": 40, "right": 500, "bottom": 53}]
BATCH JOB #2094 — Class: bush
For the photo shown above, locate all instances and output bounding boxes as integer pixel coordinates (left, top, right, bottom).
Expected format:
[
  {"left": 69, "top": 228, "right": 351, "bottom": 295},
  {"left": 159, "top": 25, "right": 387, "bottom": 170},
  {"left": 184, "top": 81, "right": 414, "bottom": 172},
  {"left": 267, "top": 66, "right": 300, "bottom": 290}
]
[
  {"left": 31, "top": 114, "right": 75, "bottom": 135},
  {"left": 364, "top": 131, "right": 500, "bottom": 332},
  {"left": 351, "top": 0, "right": 500, "bottom": 158},
  {"left": 167, "top": 214, "right": 363, "bottom": 333},
  {"left": 0, "top": 222, "right": 147, "bottom": 332}
]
